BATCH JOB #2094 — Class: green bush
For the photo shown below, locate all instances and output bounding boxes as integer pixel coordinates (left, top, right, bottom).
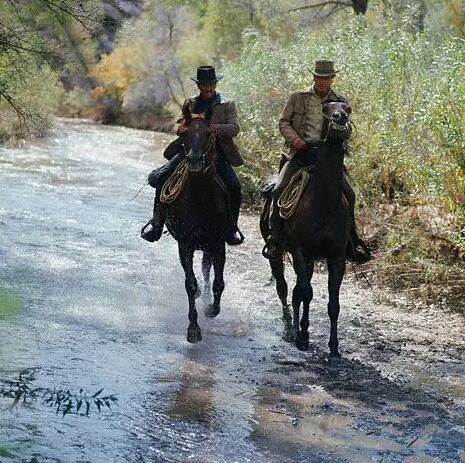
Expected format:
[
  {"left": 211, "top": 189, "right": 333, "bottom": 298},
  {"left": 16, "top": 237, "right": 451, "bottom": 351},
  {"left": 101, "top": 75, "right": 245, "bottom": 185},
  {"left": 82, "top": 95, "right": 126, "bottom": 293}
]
[
  {"left": 220, "top": 12, "right": 465, "bottom": 302},
  {"left": 221, "top": 15, "right": 465, "bottom": 225}
]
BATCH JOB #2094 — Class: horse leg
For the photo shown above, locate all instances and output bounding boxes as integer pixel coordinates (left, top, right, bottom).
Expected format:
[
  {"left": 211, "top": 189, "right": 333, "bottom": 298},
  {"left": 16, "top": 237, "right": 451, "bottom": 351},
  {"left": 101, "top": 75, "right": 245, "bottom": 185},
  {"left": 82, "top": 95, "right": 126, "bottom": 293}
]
[
  {"left": 202, "top": 252, "right": 213, "bottom": 296},
  {"left": 179, "top": 244, "right": 201, "bottom": 343},
  {"left": 205, "top": 245, "right": 225, "bottom": 319},
  {"left": 269, "top": 257, "right": 292, "bottom": 342},
  {"left": 293, "top": 253, "right": 313, "bottom": 351},
  {"left": 326, "top": 257, "right": 345, "bottom": 361}
]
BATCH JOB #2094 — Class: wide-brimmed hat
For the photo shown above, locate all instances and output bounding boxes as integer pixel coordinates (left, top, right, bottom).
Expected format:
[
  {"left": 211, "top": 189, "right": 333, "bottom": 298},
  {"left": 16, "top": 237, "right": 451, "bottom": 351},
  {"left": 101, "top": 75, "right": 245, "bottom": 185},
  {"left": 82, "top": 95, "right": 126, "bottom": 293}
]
[
  {"left": 311, "top": 60, "right": 339, "bottom": 77},
  {"left": 190, "top": 66, "right": 223, "bottom": 84}
]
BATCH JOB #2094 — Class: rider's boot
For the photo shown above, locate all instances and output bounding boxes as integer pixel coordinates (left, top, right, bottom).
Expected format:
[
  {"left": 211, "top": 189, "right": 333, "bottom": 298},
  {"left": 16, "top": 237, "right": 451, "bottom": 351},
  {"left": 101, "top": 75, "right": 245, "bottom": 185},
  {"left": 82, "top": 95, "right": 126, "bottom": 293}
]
[
  {"left": 141, "top": 203, "right": 166, "bottom": 242},
  {"left": 344, "top": 185, "right": 371, "bottom": 264},
  {"left": 225, "top": 186, "right": 244, "bottom": 246},
  {"left": 347, "top": 225, "right": 371, "bottom": 264},
  {"left": 263, "top": 199, "right": 284, "bottom": 260}
]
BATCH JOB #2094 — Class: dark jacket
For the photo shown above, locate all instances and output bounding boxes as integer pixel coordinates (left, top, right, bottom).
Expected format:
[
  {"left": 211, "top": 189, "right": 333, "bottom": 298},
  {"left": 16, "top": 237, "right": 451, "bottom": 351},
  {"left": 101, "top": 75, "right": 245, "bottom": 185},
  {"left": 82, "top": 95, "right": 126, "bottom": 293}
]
[{"left": 164, "top": 93, "right": 244, "bottom": 167}]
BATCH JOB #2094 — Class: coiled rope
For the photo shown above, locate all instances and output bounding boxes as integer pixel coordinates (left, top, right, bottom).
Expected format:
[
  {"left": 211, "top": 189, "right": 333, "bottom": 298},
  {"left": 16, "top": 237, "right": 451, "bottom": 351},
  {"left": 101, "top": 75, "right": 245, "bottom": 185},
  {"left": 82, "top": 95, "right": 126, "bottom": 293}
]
[
  {"left": 160, "top": 159, "right": 189, "bottom": 204},
  {"left": 277, "top": 168, "right": 311, "bottom": 220}
]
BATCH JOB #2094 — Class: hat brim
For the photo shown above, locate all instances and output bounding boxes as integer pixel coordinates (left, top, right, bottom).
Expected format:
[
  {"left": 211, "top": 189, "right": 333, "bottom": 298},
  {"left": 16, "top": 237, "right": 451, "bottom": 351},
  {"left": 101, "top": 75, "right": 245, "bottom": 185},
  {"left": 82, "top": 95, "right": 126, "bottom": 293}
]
[
  {"left": 190, "top": 75, "right": 223, "bottom": 84},
  {"left": 311, "top": 70, "right": 339, "bottom": 77}
]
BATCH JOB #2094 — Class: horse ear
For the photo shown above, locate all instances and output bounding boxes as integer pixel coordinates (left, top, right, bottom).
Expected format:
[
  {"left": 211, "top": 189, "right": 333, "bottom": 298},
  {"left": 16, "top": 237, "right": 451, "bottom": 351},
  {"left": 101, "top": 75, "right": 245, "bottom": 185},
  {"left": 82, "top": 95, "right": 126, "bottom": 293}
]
[{"left": 343, "top": 103, "right": 352, "bottom": 114}]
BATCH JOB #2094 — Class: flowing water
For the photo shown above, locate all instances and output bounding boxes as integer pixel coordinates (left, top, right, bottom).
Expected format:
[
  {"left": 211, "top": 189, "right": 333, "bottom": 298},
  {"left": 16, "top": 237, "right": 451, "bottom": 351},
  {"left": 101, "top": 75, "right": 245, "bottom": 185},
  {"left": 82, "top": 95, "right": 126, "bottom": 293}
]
[{"left": 0, "top": 120, "right": 464, "bottom": 463}]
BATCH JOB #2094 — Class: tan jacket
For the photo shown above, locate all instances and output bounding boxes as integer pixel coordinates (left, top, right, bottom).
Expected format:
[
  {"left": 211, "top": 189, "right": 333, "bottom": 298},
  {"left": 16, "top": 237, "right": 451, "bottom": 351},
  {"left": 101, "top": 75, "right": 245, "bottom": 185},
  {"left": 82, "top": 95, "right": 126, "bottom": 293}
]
[
  {"left": 279, "top": 87, "right": 349, "bottom": 159},
  {"left": 182, "top": 94, "right": 244, "bottom": 166}
]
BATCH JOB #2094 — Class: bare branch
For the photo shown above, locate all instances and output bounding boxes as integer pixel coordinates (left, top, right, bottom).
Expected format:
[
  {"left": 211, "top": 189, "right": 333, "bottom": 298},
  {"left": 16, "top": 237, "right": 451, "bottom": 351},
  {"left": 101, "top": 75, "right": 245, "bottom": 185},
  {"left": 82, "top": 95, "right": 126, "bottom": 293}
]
[
  {"left": 0, "top": 38, "right": 47, "bottom": 55},
  {"left": 164, "top": 74, "right": 183, "bottom": 110},
  {"left": 287, "top": 1, "right": 352, "bottom": 13}
]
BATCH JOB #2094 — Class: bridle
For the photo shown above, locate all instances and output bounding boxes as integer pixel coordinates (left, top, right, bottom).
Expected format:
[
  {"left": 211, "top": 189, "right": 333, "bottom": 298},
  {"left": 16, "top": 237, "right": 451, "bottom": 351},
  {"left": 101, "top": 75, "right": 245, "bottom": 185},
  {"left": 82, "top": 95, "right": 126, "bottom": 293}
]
[
  {"left": 321, "top": 109, "right": 351, "bottom": 142},
  {"left": 183, "top": 114, "right": 217, "bottom": 172}
]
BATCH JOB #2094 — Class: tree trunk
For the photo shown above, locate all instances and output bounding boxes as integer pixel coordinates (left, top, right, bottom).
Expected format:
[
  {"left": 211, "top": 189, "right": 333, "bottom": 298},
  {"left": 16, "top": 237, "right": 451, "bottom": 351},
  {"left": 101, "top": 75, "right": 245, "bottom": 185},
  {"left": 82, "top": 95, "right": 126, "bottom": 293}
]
[{"left": 352, "top": 0, "right": 368, "bottom": 14}]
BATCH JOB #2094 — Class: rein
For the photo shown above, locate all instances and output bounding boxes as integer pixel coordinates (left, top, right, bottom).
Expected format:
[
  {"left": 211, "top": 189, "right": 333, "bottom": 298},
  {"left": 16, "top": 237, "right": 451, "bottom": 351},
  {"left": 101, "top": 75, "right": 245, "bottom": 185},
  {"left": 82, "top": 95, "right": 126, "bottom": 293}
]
[
  {"left": 321, "top": 112, "right": 350, "bottom": 142},
  {"left": 278, "top": 167, "right": 313, "bottom": 219},
  {"left": 186, "top": 114, "right": 217, "bottom": 168},
  {"left": 160, "top": 119, "right": 217, "bottom": 204},
  {"left": 160, "top": 159, "right": 189, "bottom": 204}
]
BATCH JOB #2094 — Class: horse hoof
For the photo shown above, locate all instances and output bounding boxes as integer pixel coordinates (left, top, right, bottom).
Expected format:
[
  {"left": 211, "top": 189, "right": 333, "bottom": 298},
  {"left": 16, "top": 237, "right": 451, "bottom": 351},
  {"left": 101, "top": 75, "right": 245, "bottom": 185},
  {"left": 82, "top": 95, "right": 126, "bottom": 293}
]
[
  {"left": 282, "top": 328, "right": 296, "bottom": 343},
  {"left": 295, "top": 332, "right": 309, "bottom": 351},
  {"left": 205, "top": 303, "right": 220, "bottom": 319},
  {"left": 187, "top": 325, "right": 202, "bottom": 343}
]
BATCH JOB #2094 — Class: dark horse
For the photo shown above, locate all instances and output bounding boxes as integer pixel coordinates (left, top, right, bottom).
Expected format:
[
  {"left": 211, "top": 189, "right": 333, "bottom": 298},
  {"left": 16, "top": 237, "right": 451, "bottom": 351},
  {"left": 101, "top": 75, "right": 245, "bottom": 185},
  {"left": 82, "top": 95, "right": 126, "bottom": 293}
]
[
  {"left": 164, "top": 112, "right": 230, "bottom": 343},
  {"left": 260, "top": 102, "right": 352, "bottom": 361}
]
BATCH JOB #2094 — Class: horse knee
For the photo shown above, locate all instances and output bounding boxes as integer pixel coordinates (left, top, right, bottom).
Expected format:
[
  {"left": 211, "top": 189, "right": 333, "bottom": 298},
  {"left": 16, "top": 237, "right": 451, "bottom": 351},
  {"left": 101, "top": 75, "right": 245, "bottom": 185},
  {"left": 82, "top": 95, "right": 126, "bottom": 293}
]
[
  {"left": 327, "top": 301, "right": 340, "bottom": 320},
  {"left": 185, "top": 277, "right": 198, "bottom": 296},
  {"left": 213, "top": 279, "right": 224, "bottom": 295}
]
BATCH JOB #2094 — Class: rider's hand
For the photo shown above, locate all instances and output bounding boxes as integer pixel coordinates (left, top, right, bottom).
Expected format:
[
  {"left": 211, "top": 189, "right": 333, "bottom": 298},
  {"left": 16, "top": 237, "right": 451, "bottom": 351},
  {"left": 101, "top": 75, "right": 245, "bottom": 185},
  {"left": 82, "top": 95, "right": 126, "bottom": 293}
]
[
  {"left": 291, "top": 137, "right": 306, "bottom": 151},
  {"left": 176, "top": 119, "right": 188, "bottom": 135}
]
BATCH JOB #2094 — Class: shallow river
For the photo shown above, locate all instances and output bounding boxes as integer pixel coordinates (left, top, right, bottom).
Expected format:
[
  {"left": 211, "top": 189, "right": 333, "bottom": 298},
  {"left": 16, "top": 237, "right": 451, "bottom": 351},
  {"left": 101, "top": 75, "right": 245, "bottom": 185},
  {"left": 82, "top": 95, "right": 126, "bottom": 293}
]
[{"left": 0, "top": 120, "right": 464, "bottom": 463}]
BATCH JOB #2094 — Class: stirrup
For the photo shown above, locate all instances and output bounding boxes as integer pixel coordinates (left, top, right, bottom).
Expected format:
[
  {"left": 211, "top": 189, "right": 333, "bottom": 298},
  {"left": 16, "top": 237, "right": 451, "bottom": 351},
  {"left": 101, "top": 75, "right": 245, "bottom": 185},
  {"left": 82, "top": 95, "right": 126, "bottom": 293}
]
[
  {"left": 347, "top": 238, "right": 371, "bottom": 264},
  {"left": 141, "top": 218, "right": 163, "bottom": 243}
]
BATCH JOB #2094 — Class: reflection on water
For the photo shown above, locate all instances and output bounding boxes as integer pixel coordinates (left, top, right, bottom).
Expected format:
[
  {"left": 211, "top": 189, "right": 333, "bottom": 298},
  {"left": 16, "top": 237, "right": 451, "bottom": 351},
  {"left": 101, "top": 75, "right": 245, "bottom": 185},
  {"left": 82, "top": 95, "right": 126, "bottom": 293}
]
[
  {"left": 167, "top": 360, "right": 216, "bottom": 423},
  {"left": 0, "top": 287, "right": 21, "bottom": 320}
]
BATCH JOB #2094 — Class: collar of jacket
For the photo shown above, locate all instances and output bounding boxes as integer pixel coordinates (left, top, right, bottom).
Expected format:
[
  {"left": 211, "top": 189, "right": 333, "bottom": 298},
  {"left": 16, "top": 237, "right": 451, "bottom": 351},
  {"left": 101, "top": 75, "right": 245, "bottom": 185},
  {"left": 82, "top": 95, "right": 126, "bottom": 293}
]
[
  {"left": 305, "top": 85, "right": 338, "bottom": 101},
  {"left": 190, "top": 92, "right": 225, "bottom": 107}
]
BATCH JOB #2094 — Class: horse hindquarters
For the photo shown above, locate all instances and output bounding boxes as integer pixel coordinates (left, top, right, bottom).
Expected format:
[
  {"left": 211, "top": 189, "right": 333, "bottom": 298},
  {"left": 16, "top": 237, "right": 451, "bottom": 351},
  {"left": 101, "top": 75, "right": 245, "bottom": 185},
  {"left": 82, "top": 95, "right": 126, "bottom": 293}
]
[
  {"left": 291, "top": 251, "right": 314, "bottom": 351},
  {"left": 259, "top": 196, "right": 293, "bottom": 341}
]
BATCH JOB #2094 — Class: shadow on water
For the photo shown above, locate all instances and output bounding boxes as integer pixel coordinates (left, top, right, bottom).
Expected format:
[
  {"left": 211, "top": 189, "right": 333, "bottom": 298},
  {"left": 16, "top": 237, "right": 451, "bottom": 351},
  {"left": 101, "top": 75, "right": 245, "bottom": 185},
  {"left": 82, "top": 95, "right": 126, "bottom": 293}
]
[
  {"left": 250, "top": 347, "right": 465, "bottom": 463},
  {"left": 121, "top": 327, "right": 465, "bottom": 463}
]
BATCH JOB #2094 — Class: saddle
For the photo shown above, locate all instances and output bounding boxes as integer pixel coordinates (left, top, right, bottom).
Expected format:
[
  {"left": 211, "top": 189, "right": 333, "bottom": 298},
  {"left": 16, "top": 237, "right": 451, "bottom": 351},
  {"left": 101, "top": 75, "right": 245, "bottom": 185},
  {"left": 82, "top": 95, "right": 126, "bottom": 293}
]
[
  {"left": 262, "top": 166, "right": 349, "bottom": 221},
  {"left": 262, "top": 167, "right": 314, "bottom": 220}
]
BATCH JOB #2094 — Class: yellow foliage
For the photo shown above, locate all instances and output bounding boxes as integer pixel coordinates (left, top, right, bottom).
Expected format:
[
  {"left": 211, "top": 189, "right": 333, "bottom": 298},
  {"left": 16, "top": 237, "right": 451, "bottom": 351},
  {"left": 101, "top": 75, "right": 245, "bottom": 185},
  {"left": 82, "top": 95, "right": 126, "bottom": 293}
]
[
  {"left": 448, "top": 0, "right": 465, "bottom": 30},
  {"left": 90, "top": 46, "right": 144, "bottom": 101},
  {"left": 91, "top": 86, "right": 106, "bottom": 98}
]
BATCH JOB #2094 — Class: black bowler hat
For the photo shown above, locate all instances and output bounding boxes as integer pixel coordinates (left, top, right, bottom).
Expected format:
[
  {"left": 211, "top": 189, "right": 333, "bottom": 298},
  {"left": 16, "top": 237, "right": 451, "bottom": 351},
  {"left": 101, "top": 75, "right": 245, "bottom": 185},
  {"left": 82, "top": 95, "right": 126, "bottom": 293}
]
[{"left": 190, "top": 66, "right": 223, "bottom": 84}]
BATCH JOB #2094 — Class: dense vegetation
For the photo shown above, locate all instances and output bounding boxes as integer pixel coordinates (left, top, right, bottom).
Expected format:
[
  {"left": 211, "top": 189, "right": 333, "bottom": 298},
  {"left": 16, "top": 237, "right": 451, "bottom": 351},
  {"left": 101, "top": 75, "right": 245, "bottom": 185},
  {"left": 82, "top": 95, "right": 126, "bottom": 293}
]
[{"left": 1, "top": 0, "right": 464, "bottom": 302}]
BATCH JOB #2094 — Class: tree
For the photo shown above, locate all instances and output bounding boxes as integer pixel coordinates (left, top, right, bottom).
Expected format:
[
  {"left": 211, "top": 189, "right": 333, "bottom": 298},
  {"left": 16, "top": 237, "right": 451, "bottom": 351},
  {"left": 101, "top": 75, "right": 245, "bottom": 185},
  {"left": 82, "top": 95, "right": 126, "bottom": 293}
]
[
  {"left": 287, "top": 1, "right": 369, "bottom": 16},
  {"left": 0, "top": 0, "right": 99, "bottom": 133}
]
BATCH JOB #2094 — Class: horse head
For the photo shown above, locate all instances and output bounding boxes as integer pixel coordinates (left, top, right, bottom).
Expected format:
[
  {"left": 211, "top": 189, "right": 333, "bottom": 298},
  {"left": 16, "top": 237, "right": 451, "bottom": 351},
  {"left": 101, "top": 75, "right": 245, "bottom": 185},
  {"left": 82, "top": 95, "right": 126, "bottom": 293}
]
[
  {"left": 322, "top": 102, "right": 352, "bottom": 142},
  {"left": 182, "top": 109, "right": 215, "bottom": 173}
]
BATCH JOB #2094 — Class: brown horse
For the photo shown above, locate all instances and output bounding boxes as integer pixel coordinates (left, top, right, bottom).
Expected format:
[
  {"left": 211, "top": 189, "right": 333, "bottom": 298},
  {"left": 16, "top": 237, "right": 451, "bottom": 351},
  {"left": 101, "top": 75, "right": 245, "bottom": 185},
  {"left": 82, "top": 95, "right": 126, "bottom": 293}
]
[
  {"left": 260, "top": 102, "right": 352, "bottom": 361},
  {"left": 164, "top": 114, "right": 230, "bottom": 343}
]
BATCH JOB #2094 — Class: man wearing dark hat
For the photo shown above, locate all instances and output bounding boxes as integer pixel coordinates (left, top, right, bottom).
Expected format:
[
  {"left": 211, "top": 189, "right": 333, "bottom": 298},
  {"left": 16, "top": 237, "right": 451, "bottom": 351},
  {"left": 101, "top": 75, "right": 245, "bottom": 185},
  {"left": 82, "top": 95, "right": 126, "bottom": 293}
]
[
  {"left": 263, "top": 59, "right": 370, "bottom": 262},
  {"left": 141, "top": 65, "right": 244, "bottom": 245}
]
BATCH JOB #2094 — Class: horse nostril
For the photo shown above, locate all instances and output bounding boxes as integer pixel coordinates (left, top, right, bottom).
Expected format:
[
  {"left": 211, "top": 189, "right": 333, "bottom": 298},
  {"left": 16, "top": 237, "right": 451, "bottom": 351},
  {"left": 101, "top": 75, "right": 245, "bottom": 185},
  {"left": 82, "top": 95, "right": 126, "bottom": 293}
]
[{"left": 333, "top": 112, "right": 341, "bottom": 120}]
